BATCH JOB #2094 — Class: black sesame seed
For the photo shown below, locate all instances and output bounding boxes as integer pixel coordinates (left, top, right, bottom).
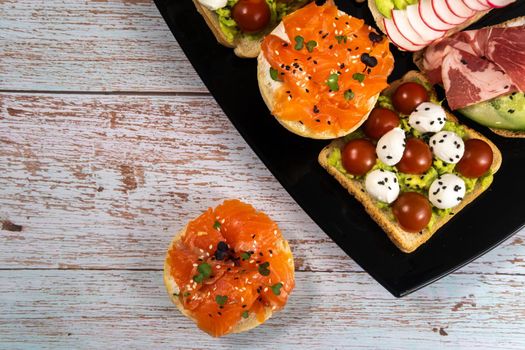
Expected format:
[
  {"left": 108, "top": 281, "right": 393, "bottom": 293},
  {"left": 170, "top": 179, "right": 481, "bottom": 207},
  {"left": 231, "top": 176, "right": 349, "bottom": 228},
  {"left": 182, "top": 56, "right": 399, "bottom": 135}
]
[
  {"left": 508, "top": 109, "right": 515, "bottom": 113},
  {"left": 313, "top": 105, "right": 320, "bottom": 114},
  {"left": 382, "top": 145, "right": 387, "bottom": 149},
  {"left": 386, "top": 155, "right": 392, "bottom": 159},
  {"left": 437, "top": 199, "right": 442, "bottom": 203}
]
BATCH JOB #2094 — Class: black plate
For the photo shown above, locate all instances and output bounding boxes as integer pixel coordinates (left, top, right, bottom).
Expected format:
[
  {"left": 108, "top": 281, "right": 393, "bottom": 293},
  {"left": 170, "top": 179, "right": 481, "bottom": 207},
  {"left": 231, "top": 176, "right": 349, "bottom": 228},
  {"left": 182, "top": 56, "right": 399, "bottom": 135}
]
[{"left": 155, "top": 0, "right": 525, "bottom": 297}]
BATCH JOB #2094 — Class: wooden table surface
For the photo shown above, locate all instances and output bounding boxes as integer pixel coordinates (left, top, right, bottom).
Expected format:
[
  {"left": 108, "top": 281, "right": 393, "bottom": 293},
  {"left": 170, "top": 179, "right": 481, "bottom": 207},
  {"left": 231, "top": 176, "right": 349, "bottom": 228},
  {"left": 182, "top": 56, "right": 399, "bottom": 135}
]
[{"left": 1, "top": 1, "right": 524, "bottom": 349}]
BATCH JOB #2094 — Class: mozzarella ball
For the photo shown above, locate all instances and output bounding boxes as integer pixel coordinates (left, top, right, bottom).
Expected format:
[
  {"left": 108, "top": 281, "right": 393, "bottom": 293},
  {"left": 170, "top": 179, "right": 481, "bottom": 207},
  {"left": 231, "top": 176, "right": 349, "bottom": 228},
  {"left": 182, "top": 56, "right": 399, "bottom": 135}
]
[
  {"left": 365, "top": 169, "right": 400, "bottom": 204},
  {"left": 408, "top": 102, "right": 446, "bottom": 133},
  {"left": 428, "top": 174, "right": 466, "bottom": 209},
  {"left": 376, "top": 127, "right": 406, "bottom": 166},
  {"left": 198, "top": 0, "right": 228, "bottom": 10},
  {"left": 429, "top": 131, "right": 465, "bottom": 164}
]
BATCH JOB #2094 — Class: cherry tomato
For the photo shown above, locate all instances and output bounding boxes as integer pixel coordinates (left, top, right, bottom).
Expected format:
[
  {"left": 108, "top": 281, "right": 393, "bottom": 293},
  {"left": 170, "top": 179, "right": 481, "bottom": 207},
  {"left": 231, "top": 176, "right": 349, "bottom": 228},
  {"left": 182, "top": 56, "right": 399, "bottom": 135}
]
[
  {"left": 396, "top": 138, "right": 433, "bottom": 175},
  {"left": 392, "top": 192, "right": 432, "bottom": 233},
  {"left": 232, "top": 0, "right": 271, "bottom": 33},
  {"left": 362, "top": 108, "right": 400, "bottom": 140},
  {"left": 341, "top": 139, "right": 377, "bottom": 176},
  {"left": 456, "top": 139, "right": 493, "bottom": 178},
  {"left": 391, "top": 82, "right": 429, "bottom": 115}
]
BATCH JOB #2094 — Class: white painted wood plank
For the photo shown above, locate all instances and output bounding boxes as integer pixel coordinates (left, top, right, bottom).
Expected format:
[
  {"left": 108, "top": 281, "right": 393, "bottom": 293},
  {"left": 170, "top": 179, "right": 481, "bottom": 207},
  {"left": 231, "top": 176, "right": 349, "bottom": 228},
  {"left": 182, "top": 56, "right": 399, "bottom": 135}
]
[
  {"left": 1, "top": 93, "right": 524, "bottom": 274},
  {"left": 0, "top": 0, "right": 206, "bottom": 92},
  {"left": 1, "top": 270, "right": 524, "bottom": 349}
]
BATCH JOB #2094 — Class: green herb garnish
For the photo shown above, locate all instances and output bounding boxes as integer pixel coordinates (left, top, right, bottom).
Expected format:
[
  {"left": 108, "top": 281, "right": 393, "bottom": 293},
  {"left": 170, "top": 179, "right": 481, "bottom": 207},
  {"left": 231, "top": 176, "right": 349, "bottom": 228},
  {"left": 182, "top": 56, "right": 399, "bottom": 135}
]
[
  {"left": 335, "top": 35, "right": 347, "bottom": 44},
  {"left": 294, "top": 35, "right": 304, "bottom": 50},
  {"left": 326, "top": 73, "right": 339, "bottom": 92},
  {"left": 306, "top": 40, "right": 317, "bottom": 53},
  {"left": 183, "top": 292, "right": 190, "bottom": 297},
  {"left": 352, "top": 72, "right": 365, "bottom": 83},
  {"left": 344, "top": 89, "right": 354, "bottom": 100},
  {"left": 258, "top": 262, "right": 271, "bottom": 276},
  {"left": 213, "top": 220, "right": 221, "bottom": 230},
  {"left": 241, "top": 310, "right": 249, "bottom": 319},
  {"left": 240, "top": 251, "right": 252, "bottom": 261},
  {"left": 271, "top": 282, "right": 283, "bottom": 296},
  {"left": 269, "top": 67, "right": 281, "bottom": 82},
  {"left": 193, "top": 262, "right": 212, "bottom": 283},
  {"left": 215, "top": 295, "right": 228, "bottom": 306}
]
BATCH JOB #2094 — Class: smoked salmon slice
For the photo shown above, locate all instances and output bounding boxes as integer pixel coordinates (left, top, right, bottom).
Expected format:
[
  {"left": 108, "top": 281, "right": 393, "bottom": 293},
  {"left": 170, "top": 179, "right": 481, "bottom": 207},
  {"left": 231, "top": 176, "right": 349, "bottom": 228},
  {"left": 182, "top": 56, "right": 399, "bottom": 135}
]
[
  {"left": 164, "top": 200, "right": 295, "bottom": 337},
  {"left": 261, "top": 1, "right": 394, "bottom": 135}
]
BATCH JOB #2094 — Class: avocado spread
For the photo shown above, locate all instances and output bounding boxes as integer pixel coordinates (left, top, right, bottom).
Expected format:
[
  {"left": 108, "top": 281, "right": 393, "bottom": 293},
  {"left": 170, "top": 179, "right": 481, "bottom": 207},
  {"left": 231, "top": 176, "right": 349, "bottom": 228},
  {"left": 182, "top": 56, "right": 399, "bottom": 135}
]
[
  {"left": 216, "top": 0, "right": 302, "bottom": 43},
  {"left": 327, "top": 92, "right": 493, "bottom": 229}
]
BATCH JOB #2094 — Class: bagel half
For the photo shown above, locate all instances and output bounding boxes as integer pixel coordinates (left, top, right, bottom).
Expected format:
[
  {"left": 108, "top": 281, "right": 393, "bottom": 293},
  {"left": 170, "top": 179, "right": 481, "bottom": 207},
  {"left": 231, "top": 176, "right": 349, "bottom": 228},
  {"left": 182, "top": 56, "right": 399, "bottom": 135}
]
[{"left": 163, "top": 212, "right": 295, "bottom": 336}]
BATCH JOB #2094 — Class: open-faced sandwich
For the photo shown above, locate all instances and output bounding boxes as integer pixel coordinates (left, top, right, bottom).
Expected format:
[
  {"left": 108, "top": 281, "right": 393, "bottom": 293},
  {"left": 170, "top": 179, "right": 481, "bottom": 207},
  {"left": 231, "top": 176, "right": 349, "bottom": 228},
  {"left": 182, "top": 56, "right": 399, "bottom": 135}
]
[
  {"left": 193, "top": 0, "right": 311, "bottom": 57},
  {"left": 257, "top": 1, "right": 394, "bottom": 139},
  {"left": 367, "top": 0, "right": 517, "bottom": 51},
  {"left": 163, "top": 199, "right": 295, "bottom": 337},
  {"left": 413, "top": 16, "right": 525, "bottom": 137},
  {"left": 319, "top": 71, "right": 502, "bottom": 253}
]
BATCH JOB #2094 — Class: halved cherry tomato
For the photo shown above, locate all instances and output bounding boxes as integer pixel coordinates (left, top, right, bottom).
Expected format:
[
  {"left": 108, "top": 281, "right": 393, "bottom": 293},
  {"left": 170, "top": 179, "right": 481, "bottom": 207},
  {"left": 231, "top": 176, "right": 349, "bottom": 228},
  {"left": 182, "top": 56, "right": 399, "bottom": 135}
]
[
  {"left": 392, "top": 192, "right": 432, "bottom": 233},
  {"left": 341, "top": 139, "right": 377, "bottom": 176},
  {"left": 396, "top": 138, "right": 433, "bottom": 175},
  {"left": 456, "top": 139, "right": 493, "bottom": 178},
  {"left": 232, "top": 0, "right": 271, "bottom": 33},
  {"left": 392, "top": 82, "right": 429, "bottom": 115},
  {"left": 363, "top": 108, "right": 400, "bottom": 140}
]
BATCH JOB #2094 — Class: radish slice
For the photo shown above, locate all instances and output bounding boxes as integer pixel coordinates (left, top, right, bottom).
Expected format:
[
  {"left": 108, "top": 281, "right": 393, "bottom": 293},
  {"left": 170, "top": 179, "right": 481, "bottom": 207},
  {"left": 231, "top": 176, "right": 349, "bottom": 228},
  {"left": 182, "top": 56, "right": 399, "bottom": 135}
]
[
  {"left": 432, "top": 0, "right": 468, "bottom": 25},
  {"left": 475, "top": 0, "right": 492, "bottom": 9},
  {"left": 487, "top": 0, "right": 516, "bottom": 7},
  {"left": 446, "top": 0, "right": 475, "bottom": 17},
  {"left": 383, "top": 18, "right": 427, "bottom": 52},
  {"left": 419, "top": 0, "right": 456, "bottom": 31},
  {"left": 463, "top": 0, "right": 490, "bottom": 10},
  {"left": 406, "top": 4, "right": 445, "bottom": 41},
  {"left": 391, "top": 9, "right": 430, "bottom": 46}
]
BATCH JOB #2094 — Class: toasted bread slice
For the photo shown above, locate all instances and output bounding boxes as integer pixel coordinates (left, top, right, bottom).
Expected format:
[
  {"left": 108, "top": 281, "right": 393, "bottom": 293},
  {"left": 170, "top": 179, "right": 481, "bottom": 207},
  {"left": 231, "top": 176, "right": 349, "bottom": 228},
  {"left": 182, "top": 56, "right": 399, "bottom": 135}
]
[
  {"left": 413, "top": 16, "right": 525, "bottom": 138},
  {"left": 368, "top": 0, "right": 490, "bottom": 51},
  {"left": 318, "top": 71, "right": 502, "bottom": 253},
  {"left": 193, "top": 0, "right": 310, "bottom": 58},
  {"left": 163, "top": 225, "right": 294, "bottom": 336}
]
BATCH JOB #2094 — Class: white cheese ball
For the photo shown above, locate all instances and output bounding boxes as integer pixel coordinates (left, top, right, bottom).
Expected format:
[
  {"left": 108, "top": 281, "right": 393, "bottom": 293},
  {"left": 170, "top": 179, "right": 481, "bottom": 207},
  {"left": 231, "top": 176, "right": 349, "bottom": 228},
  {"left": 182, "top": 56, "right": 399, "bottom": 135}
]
[
  {"left": 429, "top": 131, "right": 465, "bottom": 164},
  {"left": 198, "top": 0, "right": 227, "bottom": 10},
  {"left": 376, "top": 127, "right": 406, "bottom": 166},
  {"left": 365, "top": 169, "right": 400, "bottom": 204},
  {"left": 408, "top": 102, "right": 446, "bottom": 133},
  {"left": 428, "top": 174, "right": 466, "bottom": 209}
]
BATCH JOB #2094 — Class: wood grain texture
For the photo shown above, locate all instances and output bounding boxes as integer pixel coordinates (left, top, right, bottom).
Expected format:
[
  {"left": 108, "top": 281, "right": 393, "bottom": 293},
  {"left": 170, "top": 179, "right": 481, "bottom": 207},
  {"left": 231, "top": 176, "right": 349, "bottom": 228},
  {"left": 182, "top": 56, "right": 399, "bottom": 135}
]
[
  {"left": 0, "top": 0, "right": 206, "bottom": 92},
  {"left": 1, "top": 270, "right": 525, "bottom": 350},
  {"left": 1, "top": 93, "right": 524, "bottom": 275}
]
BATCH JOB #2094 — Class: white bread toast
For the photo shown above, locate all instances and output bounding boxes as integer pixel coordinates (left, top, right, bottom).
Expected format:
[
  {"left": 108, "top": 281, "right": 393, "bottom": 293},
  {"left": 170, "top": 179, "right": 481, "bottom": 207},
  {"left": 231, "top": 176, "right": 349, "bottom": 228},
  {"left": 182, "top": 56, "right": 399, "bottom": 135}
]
[
  {"left": 318, "top": 71, "right": 502, "bottom": 253},
  {"left": 368, "top": 0, "right": 491, "bottom": 51},
  {"left": 193, "top": 0, "right": 310, "bottom": 58},
  {"left": 413, "top": 16, "right": 525, "bottom": 138},
  {"left": 163, "top": 224, "right": 294, "bottom": 336}
]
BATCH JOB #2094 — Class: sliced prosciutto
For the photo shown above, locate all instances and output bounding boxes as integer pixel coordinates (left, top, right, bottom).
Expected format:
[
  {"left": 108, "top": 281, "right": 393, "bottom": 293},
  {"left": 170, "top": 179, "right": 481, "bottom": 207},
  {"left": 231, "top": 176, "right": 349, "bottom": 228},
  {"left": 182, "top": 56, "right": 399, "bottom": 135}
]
[{"left": 420, "top": 24, "right": 525, "bottom": 109}]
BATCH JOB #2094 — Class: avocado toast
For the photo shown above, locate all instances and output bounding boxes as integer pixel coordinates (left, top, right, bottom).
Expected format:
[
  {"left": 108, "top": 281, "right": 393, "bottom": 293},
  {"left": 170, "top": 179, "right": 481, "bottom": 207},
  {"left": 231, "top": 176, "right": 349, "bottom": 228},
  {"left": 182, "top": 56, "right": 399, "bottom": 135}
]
[{"left": 318, "top": 71, "right": 502, "bottom": 253}]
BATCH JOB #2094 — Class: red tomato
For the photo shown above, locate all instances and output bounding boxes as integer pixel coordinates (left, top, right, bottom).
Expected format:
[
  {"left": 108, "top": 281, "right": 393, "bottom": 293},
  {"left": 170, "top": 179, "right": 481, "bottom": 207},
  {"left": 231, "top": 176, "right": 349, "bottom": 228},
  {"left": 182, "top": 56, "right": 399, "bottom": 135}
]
[
  {"left": 392, "top": 192, "right": 432, "bottom": 233},
  {"left": 362, "top": 108, "right": 400, "bottom": 140},
  {"left": 232, "top": 0, "right": 271, "bottom": 33},
  {"left": 396, "top": 138, "right": 433, "bottom": 175},
  {"left": 456, "top": 139, "right": 493, "bottom": 178},
  {"left": 341, "top": 139, "right": 377, "bottom": 176},
  {"left": 391, "top": 82, "right": 429, "bottom": 115}
]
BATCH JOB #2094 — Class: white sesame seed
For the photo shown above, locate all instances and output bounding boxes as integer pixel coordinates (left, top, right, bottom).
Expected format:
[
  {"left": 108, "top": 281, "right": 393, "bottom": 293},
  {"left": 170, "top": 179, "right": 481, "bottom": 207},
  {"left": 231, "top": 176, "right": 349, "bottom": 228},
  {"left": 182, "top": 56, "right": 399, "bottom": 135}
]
[
  {"left": 192, "top": 263, "right": 198, "bottom": 267},
  {"left": 264, "top": 287, "right": 268, "bottom": 292},
  {"left": 274, "top": 50, "right": 279, "bottom": 55},
  {"left": 249, "top": 259, "right": 255, "bottom": 264},
  {"left": 296, "top": 27, "right": 301, "bottom": 31},
  {"left": 209, "top": 244, "right": 213, "bottom": 250},
  {"left": 216, "top": 265, "right": 221, "bottom": 269},
  {"left": 221, "top": 219, "right": 225, "bottom": 224},
  {"left": 206, "top": 252, "right": 210, "bottom": 257},
  {"left": 241, "top": 297, "right": 245, "bottom": 302}
]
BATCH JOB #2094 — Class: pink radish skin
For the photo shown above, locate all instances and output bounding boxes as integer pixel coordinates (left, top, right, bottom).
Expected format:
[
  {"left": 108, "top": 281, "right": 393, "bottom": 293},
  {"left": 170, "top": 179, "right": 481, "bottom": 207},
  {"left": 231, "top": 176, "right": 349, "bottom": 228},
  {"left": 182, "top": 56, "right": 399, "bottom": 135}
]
[
  {"left": 475, "top": 0, "right": 492, "bottom": 9},
  {"left": 463, "top": 0, "right": 490, "bottom": 11},
  {"left": 383, "top": 17, "right": 426, "bottom": 52},
  {"left": 391, "top": 9, "right": 430, "bottom": 46},
  {"left": 406, "top": 4, "right": 445, "bottom": 41},
  {"left": 432, "top": 0, "right": 468, "bottom": 25},
  {"left": 487, "top": 0, "right": 516, "bottom": 7},
  {"left": 446, "top": 0, "right": 476, "bottom": 17},
  {"left": 419, "top": 0, "right": 456, "bottom": 31}
]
